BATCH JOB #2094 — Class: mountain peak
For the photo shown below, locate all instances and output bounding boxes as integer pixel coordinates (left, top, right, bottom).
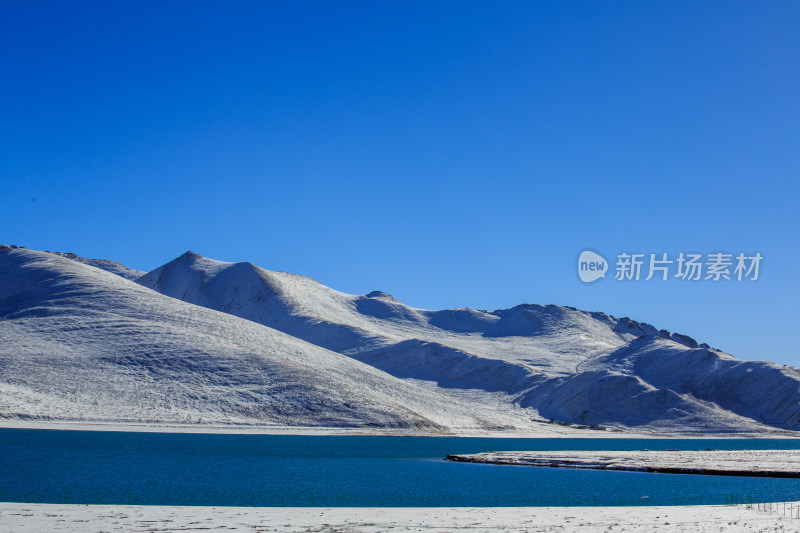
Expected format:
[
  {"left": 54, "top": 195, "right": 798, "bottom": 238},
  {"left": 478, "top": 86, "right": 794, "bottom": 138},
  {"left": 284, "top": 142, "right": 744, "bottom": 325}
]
[
  {"left": 178, "top": 250, "right": 203, "bottom": 261},
  {"left": 365, "top": 290, "right": 398, "bottom": 302}
]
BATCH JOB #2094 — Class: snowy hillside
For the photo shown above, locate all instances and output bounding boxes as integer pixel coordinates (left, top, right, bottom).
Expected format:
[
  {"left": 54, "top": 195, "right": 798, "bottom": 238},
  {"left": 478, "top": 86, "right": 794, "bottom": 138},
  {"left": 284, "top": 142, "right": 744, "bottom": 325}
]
[
  {"left": 44, "top": 250, "right": 146, "bottom": 280},
  {"left": 136, "top": 251, "right": 800, "bottom": 433},
  {"left": 1, "top": 245, "right": 799, "bottom": 434},
  {"left": 0, "top": 247, "right": 517, "bottom": 431}
]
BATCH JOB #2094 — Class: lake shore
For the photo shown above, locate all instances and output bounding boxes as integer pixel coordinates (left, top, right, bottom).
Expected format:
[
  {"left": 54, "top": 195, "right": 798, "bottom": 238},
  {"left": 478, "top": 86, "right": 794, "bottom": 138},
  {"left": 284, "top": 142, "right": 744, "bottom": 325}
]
[
  {"left": 0, "top": 419, "right": 788, "bottom": 438},
  {"left": 1, "top": 502, "right": 797, "bottom": 532}
]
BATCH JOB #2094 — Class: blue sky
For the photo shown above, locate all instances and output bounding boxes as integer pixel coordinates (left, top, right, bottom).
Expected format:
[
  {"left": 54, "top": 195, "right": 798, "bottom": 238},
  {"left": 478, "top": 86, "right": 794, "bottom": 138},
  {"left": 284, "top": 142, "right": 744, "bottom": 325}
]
[{"left": 2, "top": 2, "right": 798, "bottom": 364}]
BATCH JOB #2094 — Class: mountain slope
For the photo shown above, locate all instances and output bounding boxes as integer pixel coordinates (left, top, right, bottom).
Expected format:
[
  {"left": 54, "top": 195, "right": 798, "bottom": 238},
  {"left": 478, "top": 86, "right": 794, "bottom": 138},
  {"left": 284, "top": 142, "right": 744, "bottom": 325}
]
[
  {"left": 45, "top": 250, "right": 146, "bottom": 280},
  {"left": 137, "top": 252, "right": 689, "bottom": 377},
  {"left": 134, "top": 251, "right": 800, "bottom": 433},
  {"left": 580, "top": 336, "right": 800, "bottom": 429},
  {"left": 2, "top": 246, "right": 799, "bottom": 434},
  {"left": 0, "top": 248, "right": 514, "bottom": 431}
]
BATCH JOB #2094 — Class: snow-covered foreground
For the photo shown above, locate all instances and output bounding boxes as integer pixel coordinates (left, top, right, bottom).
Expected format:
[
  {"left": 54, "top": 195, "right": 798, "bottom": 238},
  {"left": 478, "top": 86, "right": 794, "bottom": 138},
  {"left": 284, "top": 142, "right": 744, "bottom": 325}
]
[
  {"left": 1, "top": 503, "right": 798, "bottom": 532},
  {"left": 447, "top": 449, "right": 800, "bottom": 477}
]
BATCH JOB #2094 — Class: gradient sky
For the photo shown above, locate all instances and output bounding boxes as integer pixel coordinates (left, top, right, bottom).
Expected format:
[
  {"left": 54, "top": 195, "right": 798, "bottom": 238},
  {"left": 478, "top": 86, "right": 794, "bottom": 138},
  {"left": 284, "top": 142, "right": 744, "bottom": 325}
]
[{"left": 2, "top": 1, "right": 798, "bottom": 365}]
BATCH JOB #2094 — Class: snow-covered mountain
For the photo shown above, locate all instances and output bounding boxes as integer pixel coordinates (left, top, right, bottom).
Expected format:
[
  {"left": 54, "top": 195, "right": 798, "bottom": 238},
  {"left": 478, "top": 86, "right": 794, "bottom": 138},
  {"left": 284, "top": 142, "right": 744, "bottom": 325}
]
[
  {"left": 44, "top": 250, "right": 146, "bottom": 281},
  {"left": 2, "top": 244, "right": 799, "bottom": 434},
  {"left": 0, "top": 247, "right": 507, "bottom": 431}
]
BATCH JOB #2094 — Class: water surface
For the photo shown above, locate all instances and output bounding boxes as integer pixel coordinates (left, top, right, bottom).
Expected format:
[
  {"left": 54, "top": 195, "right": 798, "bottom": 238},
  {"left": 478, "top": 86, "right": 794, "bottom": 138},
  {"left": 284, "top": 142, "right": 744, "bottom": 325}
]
[{"left": 1, "top": 428, "right": 799, "bottom": 507}]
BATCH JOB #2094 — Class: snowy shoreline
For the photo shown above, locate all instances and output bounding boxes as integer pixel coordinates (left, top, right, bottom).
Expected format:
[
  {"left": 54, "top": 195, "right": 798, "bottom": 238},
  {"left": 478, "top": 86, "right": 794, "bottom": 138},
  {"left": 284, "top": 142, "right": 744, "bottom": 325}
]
[
  {"left": 1, "top": 502, "right": 798, "bottom": 532},
  {"left": 0, "top": 419, "right": 789, "bottom": 438},
  {"left": 446, "top": 449, "right": 800, "bottom": 477}
]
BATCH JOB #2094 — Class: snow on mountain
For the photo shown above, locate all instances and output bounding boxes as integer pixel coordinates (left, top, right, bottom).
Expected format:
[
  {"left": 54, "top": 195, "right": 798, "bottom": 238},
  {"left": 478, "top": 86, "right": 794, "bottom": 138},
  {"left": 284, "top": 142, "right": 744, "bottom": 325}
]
[
  {"left": 581, "top": 336, "right": 800, "bottom": 429},
  {"left": 136, "top": 252, "right": 660, "bottom": 375},
  {"left": 134, "top": 250, "right": 800, "bottom": 433},
  {"left": 0, "top": 247, "right": 516, "bottom": 431},
  {"left": 44, "top": 250, "right": 146, "bottom": 281},
  {"left": 2, "top": 245, "right": 799, "bottom": 434}
]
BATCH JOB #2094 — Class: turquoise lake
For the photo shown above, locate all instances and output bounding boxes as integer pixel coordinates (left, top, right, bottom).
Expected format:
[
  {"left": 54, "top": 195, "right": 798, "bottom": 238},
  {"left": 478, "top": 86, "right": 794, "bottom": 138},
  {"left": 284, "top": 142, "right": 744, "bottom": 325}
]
[{"left": 1, "top": 428, "right": 799, "bottom": 507}]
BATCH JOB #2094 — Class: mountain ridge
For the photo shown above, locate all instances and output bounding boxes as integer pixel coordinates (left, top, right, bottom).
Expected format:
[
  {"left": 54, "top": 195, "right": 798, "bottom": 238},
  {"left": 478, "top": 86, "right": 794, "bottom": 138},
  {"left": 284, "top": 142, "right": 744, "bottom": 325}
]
[{"left": 2, "top": 244, "right": 798, "bottom": 434}]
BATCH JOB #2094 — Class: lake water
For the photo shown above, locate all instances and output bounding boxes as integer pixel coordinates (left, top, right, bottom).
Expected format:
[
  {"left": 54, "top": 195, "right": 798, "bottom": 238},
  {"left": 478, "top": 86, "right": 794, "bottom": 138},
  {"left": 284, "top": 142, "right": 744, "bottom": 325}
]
[{"left": 1, "top": 428, "right": 800, "bottom": 507}]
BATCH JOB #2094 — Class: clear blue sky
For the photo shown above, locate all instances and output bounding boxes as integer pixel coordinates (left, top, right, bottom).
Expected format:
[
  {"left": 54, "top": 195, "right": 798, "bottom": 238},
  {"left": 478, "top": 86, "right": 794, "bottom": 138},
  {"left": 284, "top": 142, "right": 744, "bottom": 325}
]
[{"left": 2, "top": 2, "right": 798, "bottom": 364}]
